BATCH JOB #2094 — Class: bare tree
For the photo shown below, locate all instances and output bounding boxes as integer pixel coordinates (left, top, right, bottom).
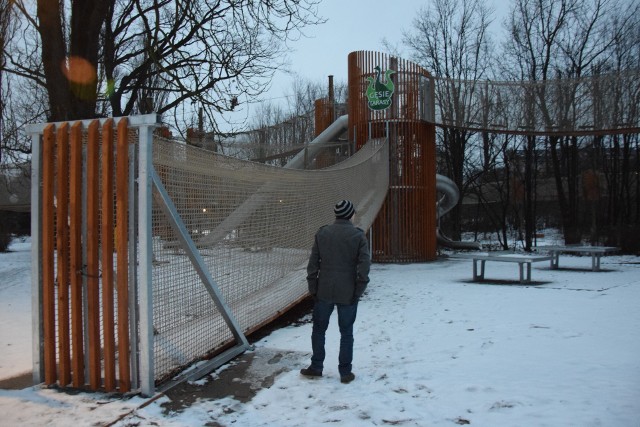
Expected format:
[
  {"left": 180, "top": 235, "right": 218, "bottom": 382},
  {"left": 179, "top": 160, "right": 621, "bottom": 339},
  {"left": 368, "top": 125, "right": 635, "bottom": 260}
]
[
  {"left": 503, "top": 0, "right": 637, "bottom": 245},
  {"left": 0, "top": 1, "right": 42, "bottom": 164},
  {"left": 0, "top": 0, "right": 12, "bottom": 164},
  {"left": 402, "top": 0, "right": 494, "bottom": 240},
  {"left": 596, "top": 1, "right": 640, "bottom": 245},
  {"left": 8, "top": 0, "right": 323, "bottom": 130},
  {"left": 243, "top": 77, "right": 347, "bottom": 167},
  {"left": 0, "top": 0, "right": 12, "bottom": 251}
]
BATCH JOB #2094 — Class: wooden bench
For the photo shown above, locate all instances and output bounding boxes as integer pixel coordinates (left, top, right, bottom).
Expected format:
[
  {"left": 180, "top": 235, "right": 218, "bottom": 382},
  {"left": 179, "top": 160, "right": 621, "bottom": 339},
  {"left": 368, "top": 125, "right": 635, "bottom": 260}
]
[
  {"left": 537, "top": 245, "right": 619, "bottom": 271},
  {"left": 452, "top": 252, "right": 554, "bottom": 284}
]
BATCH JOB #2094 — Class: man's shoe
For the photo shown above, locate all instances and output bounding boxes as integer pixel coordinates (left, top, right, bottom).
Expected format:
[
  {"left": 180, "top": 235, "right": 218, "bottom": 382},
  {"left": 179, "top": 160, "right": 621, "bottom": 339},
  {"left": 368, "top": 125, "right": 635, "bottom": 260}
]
[
  {"left": 300, "top": 367, "right": 322, "bottom": 377},
  {"left": 340, "top": 373, "right": 355, "bottom": 384}
]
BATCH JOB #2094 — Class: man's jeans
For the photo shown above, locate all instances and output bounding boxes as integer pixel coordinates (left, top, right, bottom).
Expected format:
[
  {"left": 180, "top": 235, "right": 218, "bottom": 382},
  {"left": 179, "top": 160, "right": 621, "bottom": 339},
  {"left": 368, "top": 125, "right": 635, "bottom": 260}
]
[{"left": 310, "top": 298, "right": 358, "bottom": 376}]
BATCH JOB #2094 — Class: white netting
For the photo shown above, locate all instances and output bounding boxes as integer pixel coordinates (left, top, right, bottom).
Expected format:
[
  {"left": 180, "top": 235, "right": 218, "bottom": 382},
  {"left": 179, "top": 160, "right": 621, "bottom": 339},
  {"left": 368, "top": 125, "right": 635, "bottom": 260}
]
[
  {"left": 150, "top": 137, "right": 388, "bottom": 383},
  {"left": 433, "top": 71, "right": 640, "bottom": 134}
]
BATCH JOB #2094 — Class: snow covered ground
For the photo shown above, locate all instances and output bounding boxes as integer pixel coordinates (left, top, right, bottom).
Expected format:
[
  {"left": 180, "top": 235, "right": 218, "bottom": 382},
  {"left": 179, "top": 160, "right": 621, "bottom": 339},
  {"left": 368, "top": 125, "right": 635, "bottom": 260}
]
[{"left": 1, "top": 236, "right": 639, "bottom": 426}]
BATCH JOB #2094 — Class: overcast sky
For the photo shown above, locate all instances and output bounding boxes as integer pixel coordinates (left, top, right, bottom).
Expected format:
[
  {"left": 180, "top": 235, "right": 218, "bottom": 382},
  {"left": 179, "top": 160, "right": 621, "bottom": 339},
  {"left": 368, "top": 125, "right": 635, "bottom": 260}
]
[{"left": 261, "top": 0, "right": 512, "bottom": 105}]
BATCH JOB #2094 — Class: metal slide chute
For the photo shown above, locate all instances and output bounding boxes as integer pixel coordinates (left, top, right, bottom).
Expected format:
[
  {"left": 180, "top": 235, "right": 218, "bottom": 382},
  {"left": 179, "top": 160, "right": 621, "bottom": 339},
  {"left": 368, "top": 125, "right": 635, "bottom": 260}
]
[
  {"left": 436, "top": 174, "right": 482, "bottom": 250},
  {"left": 285, "top": 114, "right": 349, "bottom": 170}
]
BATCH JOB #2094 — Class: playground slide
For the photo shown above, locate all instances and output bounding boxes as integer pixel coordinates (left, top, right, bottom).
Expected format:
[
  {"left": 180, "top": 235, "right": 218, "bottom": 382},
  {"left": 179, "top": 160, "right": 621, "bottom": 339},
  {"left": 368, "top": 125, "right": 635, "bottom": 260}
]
[
  {"left": 435, "top": 174, "right": 482, "bottom": 250},
  {"left": 285, "top": 115, "right": 349, "bottom": 169},
  {"left": 199, "top": 114, "right": 478, "bottom": 250}
]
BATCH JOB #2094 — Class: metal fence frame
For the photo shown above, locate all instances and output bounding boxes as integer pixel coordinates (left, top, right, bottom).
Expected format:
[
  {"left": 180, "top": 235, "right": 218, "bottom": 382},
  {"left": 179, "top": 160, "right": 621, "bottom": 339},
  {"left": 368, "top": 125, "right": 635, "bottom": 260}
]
[{"left": 28, "top": 114, "right": 251, "bottom": 396}]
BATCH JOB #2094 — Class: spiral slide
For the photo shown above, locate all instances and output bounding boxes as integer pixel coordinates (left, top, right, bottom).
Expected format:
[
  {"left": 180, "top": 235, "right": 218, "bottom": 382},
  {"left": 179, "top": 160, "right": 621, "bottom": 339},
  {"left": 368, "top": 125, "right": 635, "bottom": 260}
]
[{"left": 435, "top": 174, "right": 482, "bottom": 250}]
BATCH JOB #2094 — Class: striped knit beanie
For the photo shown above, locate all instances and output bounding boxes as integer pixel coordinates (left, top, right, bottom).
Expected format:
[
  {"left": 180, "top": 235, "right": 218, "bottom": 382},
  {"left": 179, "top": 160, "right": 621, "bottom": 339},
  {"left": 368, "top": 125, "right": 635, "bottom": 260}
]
[{"left": 334, "top": 200, "right": 355, "bottom": 220}]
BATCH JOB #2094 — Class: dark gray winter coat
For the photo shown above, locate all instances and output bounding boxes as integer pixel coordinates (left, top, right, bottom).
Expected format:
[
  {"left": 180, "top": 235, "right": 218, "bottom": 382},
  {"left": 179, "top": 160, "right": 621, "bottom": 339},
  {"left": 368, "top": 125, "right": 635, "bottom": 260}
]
[{"left": 306, "top": 219, "right": 371, "bottom": 305}]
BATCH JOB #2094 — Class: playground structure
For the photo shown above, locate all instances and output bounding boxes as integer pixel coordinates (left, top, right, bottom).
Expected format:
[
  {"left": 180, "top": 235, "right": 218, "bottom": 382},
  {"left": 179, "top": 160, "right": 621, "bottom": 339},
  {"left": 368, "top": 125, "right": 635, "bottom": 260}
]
[
  {"left": 27, "top": 114, "right": 389, "bottom": 395},
  {"left": 27, "top": 50, "right": 639, "bottom": 396},
  {"left": 348, "top": 51, "right": 438, "bottom": 261}
]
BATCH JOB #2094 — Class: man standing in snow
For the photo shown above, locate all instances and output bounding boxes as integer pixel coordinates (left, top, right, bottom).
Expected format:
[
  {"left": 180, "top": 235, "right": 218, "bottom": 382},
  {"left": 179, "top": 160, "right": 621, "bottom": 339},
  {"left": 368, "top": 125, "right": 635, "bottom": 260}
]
[{"left": 301, "top": 200, "right": 371, "bottom": 384}]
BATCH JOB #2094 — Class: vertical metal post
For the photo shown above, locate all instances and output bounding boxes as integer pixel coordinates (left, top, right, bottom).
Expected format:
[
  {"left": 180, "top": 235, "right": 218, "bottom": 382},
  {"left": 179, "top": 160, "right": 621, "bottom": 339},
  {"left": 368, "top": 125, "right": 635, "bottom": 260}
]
[
  {"left": 137, "top": 116, "right": 159, "bottom": 396},
  {"left": 128, "top": 128, "right": 139, "bottom": 391},
  {"left": 29, "top": 132, "right": 43, "bottom": 384}
]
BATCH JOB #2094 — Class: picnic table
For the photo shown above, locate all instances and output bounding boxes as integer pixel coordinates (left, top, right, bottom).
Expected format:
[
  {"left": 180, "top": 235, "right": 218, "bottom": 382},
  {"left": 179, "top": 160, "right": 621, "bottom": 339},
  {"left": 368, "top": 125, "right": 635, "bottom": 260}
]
[
  {"left": 537, "top": 245, "right": 619, "bottom": 271},
  {"left": 452, "top": 252, "right": 554, "bottom": 284}
]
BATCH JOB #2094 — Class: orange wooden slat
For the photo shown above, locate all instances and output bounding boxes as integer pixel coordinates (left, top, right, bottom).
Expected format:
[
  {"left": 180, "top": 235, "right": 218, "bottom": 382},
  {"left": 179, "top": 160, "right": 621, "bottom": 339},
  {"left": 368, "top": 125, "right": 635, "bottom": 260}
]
[
  {"left": 69, "top": 122, "right": 85, "bottom": 387},
  {"left": 85, "top": 120, "right": 101, "bottom": 389},
  {"left": 101, "top": 119, "right": 116, "bottom": 391},
  {"left": 115, "top": 118, "right": 131, "bottom": 392},
  {"left": 41, "top": 124, "right": 57, "bottom": 385},
  {"left": 56, "top": 123, "right": 71, "bottom": 386}
]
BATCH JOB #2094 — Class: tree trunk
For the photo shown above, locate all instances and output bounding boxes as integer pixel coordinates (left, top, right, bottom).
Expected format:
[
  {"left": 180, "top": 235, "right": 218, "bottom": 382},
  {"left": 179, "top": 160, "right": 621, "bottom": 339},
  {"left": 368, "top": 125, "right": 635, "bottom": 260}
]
[
  {"left": 37, "top": 0, "right": 112, "bottom": 121},
  {"left": 549, "top": 136, "right": 581, "bottom": 244},
  {"left": 37, "top": 0, "right": 72, "bottom": 121},
  {"left": 523, "top": 135, "right": 536, "bottom": 251},
  {"left": 447, "top": 128, "right": 467, "bottom": 241}
]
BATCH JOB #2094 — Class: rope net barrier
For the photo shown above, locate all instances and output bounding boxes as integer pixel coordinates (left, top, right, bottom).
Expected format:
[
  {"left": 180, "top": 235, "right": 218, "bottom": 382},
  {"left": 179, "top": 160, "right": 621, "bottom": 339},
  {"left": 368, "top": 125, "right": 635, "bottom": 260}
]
[
  {"left": 431, "top": 71, "right": 640, "bottom": 135},
  {"left": 150, "top": 136, "right": 388, "bottom": 384}
]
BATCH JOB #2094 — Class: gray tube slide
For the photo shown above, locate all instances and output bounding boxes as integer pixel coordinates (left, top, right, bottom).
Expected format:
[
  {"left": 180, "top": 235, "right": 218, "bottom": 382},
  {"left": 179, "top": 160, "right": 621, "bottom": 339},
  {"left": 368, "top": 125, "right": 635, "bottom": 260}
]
[
  {"left": 284, "top": 115, "right": 348, "bottom": 170},
  {"left": 435, "top": 174, "right": 481, "bottom": 249}
]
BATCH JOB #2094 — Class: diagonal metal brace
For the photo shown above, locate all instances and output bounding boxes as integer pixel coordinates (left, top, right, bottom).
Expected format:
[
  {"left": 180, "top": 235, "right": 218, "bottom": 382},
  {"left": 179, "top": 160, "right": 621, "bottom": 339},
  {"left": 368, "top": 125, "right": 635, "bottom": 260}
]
[{"left": 150, "top": 167, "right": 250, "bottom": 378}]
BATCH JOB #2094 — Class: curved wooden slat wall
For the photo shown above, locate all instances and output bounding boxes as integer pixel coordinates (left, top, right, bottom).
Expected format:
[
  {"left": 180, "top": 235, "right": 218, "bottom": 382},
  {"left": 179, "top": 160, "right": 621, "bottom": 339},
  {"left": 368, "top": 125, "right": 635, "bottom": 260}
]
[{"left": 348, "top": 51, "right": 437, "bottom": 262}]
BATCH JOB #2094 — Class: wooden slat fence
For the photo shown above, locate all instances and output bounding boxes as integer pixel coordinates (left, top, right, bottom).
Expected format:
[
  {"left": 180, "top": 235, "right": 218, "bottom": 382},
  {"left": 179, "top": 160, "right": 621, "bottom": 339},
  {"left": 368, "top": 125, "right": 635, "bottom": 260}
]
[{"left": 37, "top": 118, "right": 133, "bottom": 392}]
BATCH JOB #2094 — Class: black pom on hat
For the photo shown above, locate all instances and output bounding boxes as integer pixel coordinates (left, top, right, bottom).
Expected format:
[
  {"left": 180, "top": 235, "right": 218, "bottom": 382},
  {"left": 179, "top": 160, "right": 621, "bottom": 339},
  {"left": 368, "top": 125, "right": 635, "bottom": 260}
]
[{"left": 334, "top": 200, "right": 355, "bottom": 219}]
